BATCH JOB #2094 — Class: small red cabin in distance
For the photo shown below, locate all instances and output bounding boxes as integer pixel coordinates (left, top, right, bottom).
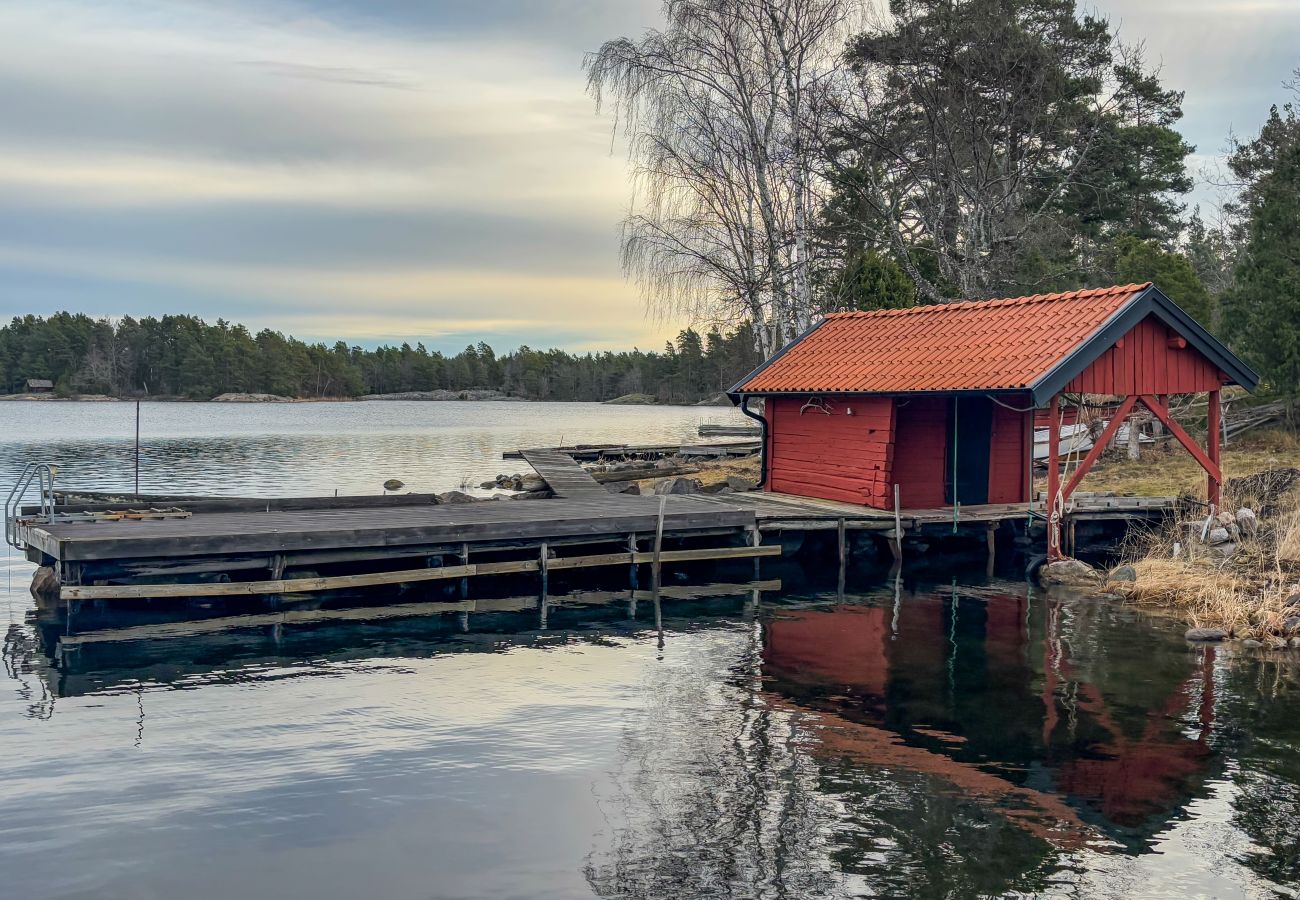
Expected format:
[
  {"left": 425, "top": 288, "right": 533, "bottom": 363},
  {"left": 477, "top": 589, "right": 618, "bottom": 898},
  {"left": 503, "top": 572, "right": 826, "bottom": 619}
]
[{"left": 728, "top": 284, "right": 1257, "bottom": 538}]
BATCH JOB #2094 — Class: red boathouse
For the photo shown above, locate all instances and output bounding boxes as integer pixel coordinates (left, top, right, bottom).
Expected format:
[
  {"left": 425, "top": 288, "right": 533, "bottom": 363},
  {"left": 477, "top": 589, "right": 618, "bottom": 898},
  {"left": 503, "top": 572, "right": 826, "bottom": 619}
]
[{"left": 728, "top": 283, "right": 1258, "bottom": 558}]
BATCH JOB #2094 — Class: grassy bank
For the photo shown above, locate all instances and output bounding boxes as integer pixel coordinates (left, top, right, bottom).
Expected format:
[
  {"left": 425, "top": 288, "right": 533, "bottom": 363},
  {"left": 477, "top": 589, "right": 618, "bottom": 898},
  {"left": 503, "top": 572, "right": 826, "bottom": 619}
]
[{"left": 1100, "top": 433, "right": 1300, "bottom": 644}]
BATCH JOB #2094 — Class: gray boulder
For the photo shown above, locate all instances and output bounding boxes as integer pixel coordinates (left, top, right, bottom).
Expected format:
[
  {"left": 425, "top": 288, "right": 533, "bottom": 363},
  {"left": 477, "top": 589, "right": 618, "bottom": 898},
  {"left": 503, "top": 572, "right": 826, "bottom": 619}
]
[
  {"left": 1236, "top": 508, "right": 1259, "bottom": 537},
  {"left": 519, "top": 474, "right": 547, "bottom": 492},
  {"left": 1242, "top": 639, "right": 1265, "bottom": 649},
  {"left": 1284, "top": 616, "right": 1300, "bottom": 633},
  {"left": 1206, "top": 527, "right": 1231, "bottom": 545},
  {"left": 437, "top": 490, "right": 479, "bottom": 505},
  {"left": 1285, "top": 593, "right": 1300, "bottom": 609},
  {"left": 653, "top": 477, "right": 699, "bottom": 495},
  {"left": 1039, "top": 559, "right": 1101, "bottom": 587},
  {"left": 1108, "top": 564, "right": 1138, "bottom": 582},
  {"left": 726, "top": 475, "right": 758, "bottom": 493},
  {"left": 1185, "top": 627, "right": 1228, "bottom": 642}
]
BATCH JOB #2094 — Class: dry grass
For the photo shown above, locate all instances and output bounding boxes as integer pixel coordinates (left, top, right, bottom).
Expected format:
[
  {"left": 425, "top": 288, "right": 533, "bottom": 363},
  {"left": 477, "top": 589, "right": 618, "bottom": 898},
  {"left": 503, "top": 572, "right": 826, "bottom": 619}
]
[
  {"left": 1116, "top": 559, "right": 1296, "bottom": 642},
  {"left": 1113, "top": 472, "right": 1300, "bottom": 643},
  {"left": 635, "top": 454, "right": 760, "bottom": 491}
]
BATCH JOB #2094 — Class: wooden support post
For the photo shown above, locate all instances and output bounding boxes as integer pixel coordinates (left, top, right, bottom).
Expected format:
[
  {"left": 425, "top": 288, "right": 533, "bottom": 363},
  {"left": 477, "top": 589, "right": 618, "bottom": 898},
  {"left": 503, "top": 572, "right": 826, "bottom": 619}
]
[
  {"left": 1046, "top": 394, "right": 1063, "bottom": 561},
  {"left": 539, "top": 541, "right": 549, "bottom": 596},
  {"left": 460, "top": 543, "right": 470, "bottom": 598},
  {"left": 985, "top": 522, "right": 996, "bottom": 578},
  {"left": 749, "top": 526, "right": 761, "bottom": 580},
  {"left": 627, "top": 533, "right": 639, "bottom": 591},
  {"left": 1208, "top": 389, "right": 1222, "bottom": 509},
  {"left": 652, "top": 496, "right": 666, "bottom": 594},
  {"left": 837, "top": 517, "right": 847, "bottom": 600},
  {"left": 892, "top": 483, "right": 903, "bottom": 563}
]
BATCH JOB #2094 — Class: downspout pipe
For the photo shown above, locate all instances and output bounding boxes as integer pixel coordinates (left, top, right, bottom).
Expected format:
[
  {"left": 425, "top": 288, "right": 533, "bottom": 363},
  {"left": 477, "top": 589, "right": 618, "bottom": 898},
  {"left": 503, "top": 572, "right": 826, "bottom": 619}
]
[{"left": 735, "top": 394, "right": 768, "bottom": 488}]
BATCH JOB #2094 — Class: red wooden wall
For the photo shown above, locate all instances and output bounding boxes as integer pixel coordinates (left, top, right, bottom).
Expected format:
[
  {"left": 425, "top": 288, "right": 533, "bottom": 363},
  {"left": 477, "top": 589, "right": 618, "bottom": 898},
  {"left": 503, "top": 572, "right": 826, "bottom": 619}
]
[
  {"left": 1067, "top": 315, "right": 1225, "bottom": 395},
  {"left": 765, "top": 393, "right": 1028, "bottom": 509},
  {"left": 766, "top": 395, "right": 894, "bottom": 506},
  {"left": 988, "top": 401, "right": 1030, "bottom": 504},
  {"left": 890, "top": 396, "right": 948, "bottom": 508}
]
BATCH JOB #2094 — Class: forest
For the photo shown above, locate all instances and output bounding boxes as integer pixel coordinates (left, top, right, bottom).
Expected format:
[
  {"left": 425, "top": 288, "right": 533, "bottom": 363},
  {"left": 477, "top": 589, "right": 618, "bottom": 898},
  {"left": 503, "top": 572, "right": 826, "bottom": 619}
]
[{"left": 0, "top": 314, "right": 764, "bottom": 404}]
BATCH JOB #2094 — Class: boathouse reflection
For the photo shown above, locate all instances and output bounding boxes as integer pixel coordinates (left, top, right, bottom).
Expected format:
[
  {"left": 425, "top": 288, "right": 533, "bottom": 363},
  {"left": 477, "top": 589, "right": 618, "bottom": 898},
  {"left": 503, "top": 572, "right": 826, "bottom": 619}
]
[{"left": 4, "top": 577, "right": 1234, "bottom": 897}]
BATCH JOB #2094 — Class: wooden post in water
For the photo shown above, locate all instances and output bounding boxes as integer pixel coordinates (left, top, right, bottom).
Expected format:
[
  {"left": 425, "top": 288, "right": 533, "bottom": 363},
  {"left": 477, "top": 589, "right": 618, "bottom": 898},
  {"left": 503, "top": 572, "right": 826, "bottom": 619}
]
[
  {"left": 460, "top": 543, "right": 470, "bottom": 598},
  {"left": 837, "top": 517, "right": 847, "bottom": 600},
  {"left": 134, "top": 399, "right": 141, "bottom": 497},
  {"left": 652, "top": 496, "right": 666, "bottom": 594},
  {"left": 892, "top": 484, "right": 903, "bottom": 563}
]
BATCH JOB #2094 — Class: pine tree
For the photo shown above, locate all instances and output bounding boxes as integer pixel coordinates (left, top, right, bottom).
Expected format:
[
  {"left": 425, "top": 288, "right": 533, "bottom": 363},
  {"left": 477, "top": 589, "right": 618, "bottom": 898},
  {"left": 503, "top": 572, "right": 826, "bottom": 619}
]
[{"left": 1222, "top": 126, "right": 1300, "bottom": 399}]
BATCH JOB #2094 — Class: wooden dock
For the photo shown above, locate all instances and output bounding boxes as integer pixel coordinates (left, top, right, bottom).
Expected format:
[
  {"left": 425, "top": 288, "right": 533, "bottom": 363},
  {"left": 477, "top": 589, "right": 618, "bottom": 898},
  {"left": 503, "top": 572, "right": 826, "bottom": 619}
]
[{"left": 12, "top": 433, "right": 1176, "bottom": 604}]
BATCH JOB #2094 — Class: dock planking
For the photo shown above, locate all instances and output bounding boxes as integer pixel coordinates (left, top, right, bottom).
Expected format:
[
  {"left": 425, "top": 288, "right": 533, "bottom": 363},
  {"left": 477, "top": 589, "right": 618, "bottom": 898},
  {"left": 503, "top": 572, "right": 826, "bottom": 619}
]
[
  {"left": 518, "top": 448, "right": 611, "bottom": 499},
  {"left": 26, "top": 494, "right": 754, "bottom": 563}
]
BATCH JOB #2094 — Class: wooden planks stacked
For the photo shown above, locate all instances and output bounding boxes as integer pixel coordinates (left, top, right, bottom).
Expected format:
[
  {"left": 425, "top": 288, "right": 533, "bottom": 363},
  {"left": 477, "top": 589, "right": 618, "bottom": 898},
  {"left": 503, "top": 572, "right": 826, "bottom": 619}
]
[{"left": 518, "top": 448, "right": 611, "bottom": 499}]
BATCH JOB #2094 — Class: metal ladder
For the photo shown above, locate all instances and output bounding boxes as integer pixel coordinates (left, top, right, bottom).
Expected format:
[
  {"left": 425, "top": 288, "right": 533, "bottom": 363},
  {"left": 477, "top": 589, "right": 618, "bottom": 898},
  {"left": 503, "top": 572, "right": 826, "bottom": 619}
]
[{"left": 5, "top": 463, "right": 57, "bottom": 550}]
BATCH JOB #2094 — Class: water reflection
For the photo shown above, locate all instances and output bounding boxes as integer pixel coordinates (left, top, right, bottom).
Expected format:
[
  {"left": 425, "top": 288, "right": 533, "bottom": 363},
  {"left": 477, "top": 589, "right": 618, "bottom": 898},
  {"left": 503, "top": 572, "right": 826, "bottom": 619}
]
[{"left": 6, "top": 571, "right": 1298, "bottom": 898}]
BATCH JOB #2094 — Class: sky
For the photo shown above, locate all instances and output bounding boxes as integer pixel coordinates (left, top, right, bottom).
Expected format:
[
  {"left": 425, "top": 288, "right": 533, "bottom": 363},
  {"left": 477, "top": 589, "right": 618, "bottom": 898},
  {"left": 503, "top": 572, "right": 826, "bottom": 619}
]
[{"left": 0, "top": 0, "right": 1297, "bottom": 354}]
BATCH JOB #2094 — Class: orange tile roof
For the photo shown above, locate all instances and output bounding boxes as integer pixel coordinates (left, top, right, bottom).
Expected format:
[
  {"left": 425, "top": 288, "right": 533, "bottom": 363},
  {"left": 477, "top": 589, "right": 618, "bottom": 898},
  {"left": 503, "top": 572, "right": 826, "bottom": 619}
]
[{"left": 736, "top": 284, "right": 1151, "bottom": 394}]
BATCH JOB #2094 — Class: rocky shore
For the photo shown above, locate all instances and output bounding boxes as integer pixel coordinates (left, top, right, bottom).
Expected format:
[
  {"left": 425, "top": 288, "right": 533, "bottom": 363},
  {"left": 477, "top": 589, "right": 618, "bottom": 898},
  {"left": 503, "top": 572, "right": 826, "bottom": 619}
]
[{"left": 1040, "top": 466, "right": 1300, "bottom": 652}]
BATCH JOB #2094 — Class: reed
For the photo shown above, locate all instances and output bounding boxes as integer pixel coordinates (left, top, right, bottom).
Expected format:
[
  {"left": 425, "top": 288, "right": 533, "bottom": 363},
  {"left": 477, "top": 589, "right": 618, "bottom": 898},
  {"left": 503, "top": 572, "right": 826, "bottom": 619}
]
[{"left": 1112, "top": 474, "right": 1300, "bottom": 644}]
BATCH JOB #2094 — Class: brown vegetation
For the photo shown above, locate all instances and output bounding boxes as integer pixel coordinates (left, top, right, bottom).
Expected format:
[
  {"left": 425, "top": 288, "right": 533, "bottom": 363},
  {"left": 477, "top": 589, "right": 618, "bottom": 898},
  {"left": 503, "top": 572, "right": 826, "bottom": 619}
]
[{"left": 1110, "top": 457, "right": 1300, "bottom": 644}]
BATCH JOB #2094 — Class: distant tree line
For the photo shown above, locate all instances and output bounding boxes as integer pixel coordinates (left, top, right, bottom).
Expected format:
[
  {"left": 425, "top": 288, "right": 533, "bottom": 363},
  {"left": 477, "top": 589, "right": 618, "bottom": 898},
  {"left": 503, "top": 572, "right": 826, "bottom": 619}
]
[
  {"left": 0, "top": 314, "right": 764, "bottom": 403},
  {"left": 590, "top": 0, "right": 1300, "bottom": 400}
]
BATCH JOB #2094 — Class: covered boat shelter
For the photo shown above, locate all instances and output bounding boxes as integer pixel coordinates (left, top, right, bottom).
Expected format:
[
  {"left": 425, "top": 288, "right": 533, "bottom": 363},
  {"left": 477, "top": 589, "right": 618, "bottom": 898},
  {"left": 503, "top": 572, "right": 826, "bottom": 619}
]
[{"left": 729, "top": 283, "right": 1258, "bottom": 559}]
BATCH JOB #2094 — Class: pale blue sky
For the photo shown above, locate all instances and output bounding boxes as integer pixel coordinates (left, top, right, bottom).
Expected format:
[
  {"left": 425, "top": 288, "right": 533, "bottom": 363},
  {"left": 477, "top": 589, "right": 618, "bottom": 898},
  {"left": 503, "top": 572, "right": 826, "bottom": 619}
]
[{"left": 0, "top": 0, "right": 1295, "bottom": 352}]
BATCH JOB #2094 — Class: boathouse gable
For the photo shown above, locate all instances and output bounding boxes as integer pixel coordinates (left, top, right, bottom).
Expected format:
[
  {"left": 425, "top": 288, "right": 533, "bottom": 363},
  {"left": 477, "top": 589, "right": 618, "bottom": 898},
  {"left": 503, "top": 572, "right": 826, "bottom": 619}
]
[{"left": 730, "top": 283, "right": 1257, "bottom": 515}]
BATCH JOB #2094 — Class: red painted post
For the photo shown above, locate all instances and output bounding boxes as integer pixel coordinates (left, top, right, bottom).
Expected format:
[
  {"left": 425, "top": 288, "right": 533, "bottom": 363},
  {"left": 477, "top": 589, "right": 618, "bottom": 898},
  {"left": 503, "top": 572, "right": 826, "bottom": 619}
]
[
  {"left": 1207, "top": 389, "right": 1222, "bottom": 509},
  {"left": 1046, "top": 394, "right": 1063, "bottom": 561}
]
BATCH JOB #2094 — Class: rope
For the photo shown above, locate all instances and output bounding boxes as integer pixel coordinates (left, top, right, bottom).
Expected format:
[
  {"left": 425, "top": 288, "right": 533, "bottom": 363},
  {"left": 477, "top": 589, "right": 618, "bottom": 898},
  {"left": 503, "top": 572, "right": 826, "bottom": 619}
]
[{"left": 986, "top": 393, "right": 1036, "bottom": 412}]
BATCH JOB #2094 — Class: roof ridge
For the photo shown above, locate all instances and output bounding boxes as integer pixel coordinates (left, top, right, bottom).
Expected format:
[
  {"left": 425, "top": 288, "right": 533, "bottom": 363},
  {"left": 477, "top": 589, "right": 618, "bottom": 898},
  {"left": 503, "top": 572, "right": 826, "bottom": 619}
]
[{"left": 824, "top": 283, "right": 1151, "bottom": 320}]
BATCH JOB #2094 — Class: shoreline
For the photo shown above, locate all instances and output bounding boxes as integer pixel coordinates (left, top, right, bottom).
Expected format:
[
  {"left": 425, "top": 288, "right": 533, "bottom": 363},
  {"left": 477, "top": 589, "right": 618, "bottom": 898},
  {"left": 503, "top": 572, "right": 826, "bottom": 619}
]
[{"left": 0, "top": 393, "right": 726, "bottom": 406}]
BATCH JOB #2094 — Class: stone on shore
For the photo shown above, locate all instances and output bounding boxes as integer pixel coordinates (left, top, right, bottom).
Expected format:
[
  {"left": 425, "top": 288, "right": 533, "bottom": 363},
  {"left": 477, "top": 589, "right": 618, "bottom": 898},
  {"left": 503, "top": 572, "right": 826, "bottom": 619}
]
[
  {"left": 1039, "top": 559, "right": 1102, "bottom": 587},
  {"left": 436, "top": 490, "right": 479, "bottom": 505},
  {"left": 1185, "top": 627, "right": 1228, "bottom": 642},
  {"left": 1236, "top": 508, "right": 1258, "bottom": 537},
  {"left": 1108, "top": 564, "right": 1137, "bottom": 582},
  {"left": 653, "top": 477, "right": 699, "bottom": 495},
  {"left": 1206, "top": 527, "right": 1232, "bottom": 545},
  {"left": 726, "top": 475, "right": 758, "bottom": 492}
]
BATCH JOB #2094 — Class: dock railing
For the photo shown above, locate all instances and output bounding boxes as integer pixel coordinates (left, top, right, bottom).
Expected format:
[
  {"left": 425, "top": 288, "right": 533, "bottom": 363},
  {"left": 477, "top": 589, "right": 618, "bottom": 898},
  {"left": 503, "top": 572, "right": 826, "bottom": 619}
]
[{"left": 5, "top": 462, "right": 56, "bottom": 550}]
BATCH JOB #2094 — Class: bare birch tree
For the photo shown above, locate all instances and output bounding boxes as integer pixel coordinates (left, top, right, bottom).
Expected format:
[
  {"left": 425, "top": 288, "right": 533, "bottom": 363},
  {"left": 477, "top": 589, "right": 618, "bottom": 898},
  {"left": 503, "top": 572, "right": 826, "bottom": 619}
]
[{"left": 586, "top": 0, "right": 852, "bottom": 354}]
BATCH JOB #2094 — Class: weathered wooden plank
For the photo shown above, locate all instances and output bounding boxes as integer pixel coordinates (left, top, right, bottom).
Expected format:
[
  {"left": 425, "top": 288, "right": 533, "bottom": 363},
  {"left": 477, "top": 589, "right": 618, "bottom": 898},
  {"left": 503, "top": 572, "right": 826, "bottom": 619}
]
[{"left": 59, "top": 542, "right": 781, "bottom": 600}]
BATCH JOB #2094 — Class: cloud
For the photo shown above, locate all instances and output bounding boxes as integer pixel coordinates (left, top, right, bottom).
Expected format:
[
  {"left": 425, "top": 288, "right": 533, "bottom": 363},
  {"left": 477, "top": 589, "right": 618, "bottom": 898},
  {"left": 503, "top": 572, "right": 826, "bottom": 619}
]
[{"left": 0, "top": 0, "right": 1295, "bottom": 351}]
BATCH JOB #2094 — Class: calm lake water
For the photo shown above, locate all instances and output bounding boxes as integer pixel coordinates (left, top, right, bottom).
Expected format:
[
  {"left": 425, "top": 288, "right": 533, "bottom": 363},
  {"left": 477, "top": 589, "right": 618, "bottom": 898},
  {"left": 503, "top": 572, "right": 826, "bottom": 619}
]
[{"left": 2, "top": 402, "right": 1299, "bottom": 899}]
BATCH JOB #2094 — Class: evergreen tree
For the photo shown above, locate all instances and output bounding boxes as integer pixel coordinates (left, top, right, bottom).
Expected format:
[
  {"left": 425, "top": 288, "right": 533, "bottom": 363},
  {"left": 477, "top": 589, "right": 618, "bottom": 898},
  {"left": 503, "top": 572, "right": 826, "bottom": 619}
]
[
  {"left": 1108, "top": 234, "right": 1213, "bottom": 323},
  {"left": 1222, "top": 109, "right": 1300, "bottom": 399}
]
